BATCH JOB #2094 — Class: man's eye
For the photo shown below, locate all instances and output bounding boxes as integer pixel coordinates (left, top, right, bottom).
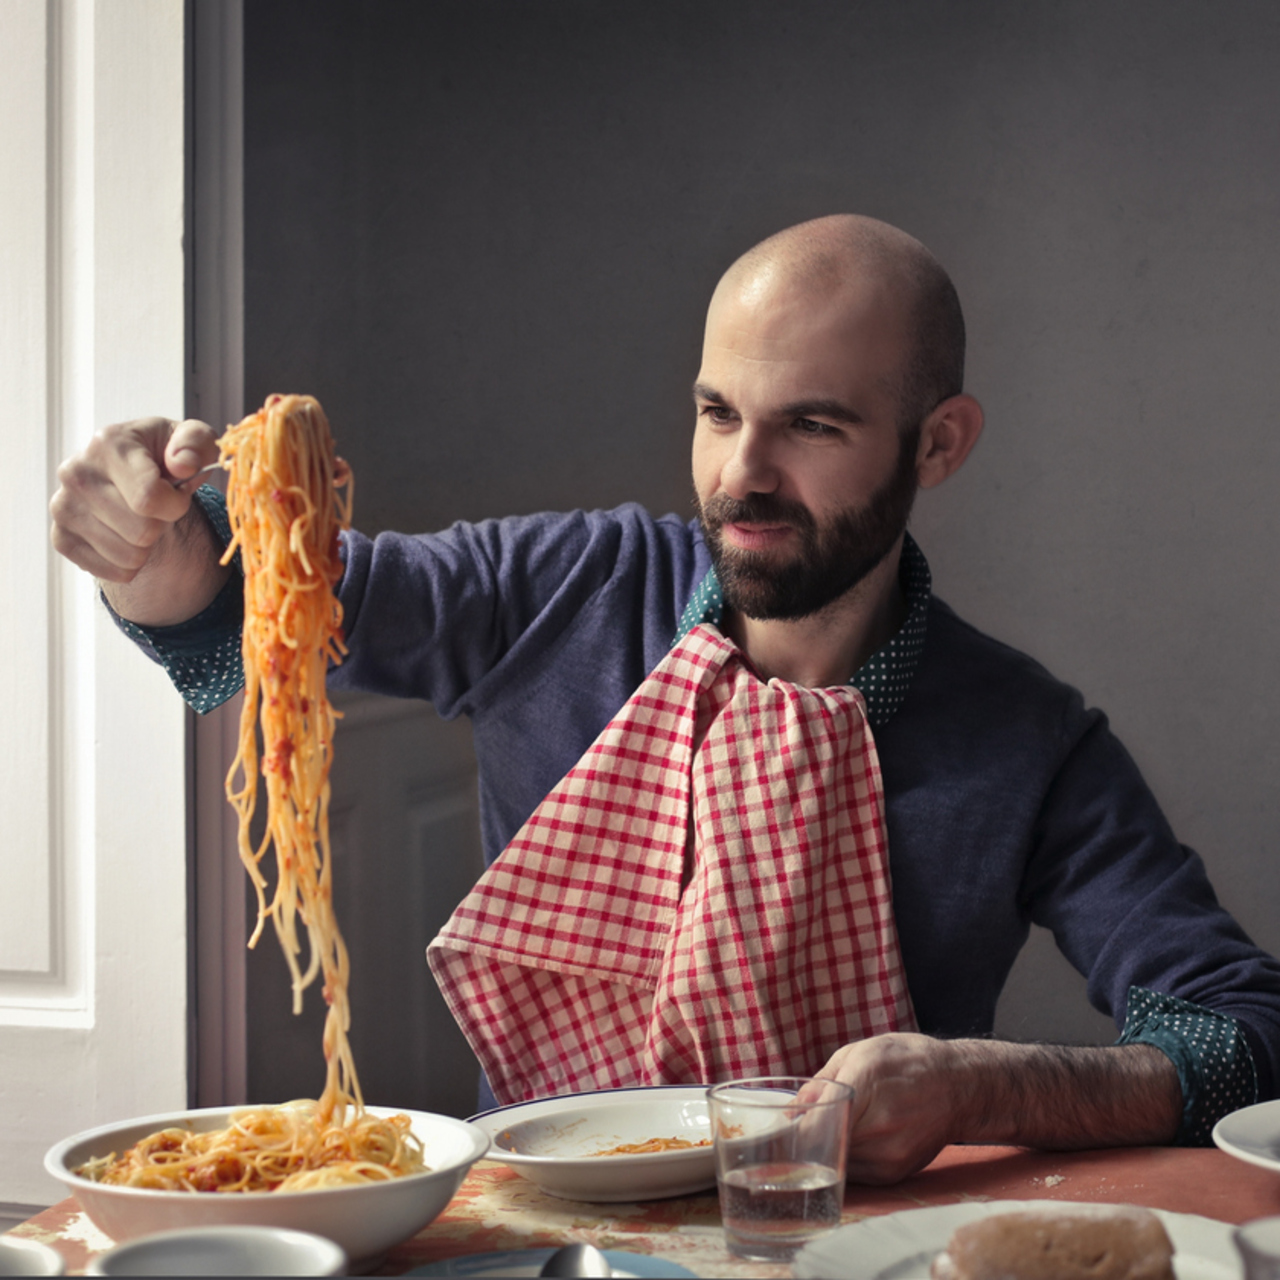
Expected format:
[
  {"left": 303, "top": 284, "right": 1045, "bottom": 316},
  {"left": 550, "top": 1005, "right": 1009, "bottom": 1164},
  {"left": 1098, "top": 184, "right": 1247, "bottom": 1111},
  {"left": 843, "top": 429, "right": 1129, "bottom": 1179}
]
[
  {"left": 700, "top": 405, "right": 735, "bottom": 424},
  {"left": 794, "top": 417, "right": 838, "bottom": 437}
]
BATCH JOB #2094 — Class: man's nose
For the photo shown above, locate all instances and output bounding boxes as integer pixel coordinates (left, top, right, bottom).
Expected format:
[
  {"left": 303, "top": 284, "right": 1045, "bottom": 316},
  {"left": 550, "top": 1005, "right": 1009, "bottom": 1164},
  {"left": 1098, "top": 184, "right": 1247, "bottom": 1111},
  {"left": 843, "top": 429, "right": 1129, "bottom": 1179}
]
[{"left": 721, "top": 424, "right": 780, "bottom": 500}]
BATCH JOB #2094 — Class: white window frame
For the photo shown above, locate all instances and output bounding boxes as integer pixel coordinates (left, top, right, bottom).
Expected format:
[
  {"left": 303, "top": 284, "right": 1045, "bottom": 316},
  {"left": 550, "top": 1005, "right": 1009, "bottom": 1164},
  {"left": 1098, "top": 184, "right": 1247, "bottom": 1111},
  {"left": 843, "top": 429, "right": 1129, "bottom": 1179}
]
[{"left": 0, "top": 0, "right": 211, "bottom": 1206}]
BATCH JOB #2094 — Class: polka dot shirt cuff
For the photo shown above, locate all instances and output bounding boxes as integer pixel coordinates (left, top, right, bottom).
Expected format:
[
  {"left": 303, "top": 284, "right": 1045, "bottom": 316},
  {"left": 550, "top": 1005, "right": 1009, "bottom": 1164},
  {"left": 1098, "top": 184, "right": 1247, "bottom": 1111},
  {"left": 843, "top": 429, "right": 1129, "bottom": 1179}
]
[
  {"left": 100, "top": 485, "right": 246, "bottom": 714},
  {"left": 1116, "top": 984, "right": 1258, "bottom": 1146}
]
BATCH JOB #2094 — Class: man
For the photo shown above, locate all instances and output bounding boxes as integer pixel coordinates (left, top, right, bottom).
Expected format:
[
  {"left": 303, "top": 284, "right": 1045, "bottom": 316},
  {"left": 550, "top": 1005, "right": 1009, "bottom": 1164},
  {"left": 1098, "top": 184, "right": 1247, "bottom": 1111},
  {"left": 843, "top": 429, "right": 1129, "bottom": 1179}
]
[{"left": 50, "top": 215, "right": 1280, "bottom": 1184}]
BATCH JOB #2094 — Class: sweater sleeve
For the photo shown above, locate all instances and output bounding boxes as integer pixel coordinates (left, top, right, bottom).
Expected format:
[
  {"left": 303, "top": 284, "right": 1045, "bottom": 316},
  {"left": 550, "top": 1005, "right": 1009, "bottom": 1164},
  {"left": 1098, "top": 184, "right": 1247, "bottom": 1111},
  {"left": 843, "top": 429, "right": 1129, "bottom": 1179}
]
[
  {"left": 107, "top": 496, "right": 699, "bottom": 722},
  {"left": 329, "top": 504, "right": 699, "bottom": 719},
  {"left": 1022, "top": 704, "right": 1280, "bottom": 1133}
]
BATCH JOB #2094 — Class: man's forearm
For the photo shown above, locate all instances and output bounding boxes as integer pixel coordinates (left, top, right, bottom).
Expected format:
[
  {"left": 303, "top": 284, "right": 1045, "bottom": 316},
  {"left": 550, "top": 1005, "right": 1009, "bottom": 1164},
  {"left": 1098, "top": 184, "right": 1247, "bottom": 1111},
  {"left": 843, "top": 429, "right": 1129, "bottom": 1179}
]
[
  {"left": 946, "top": 1040, "right": 1182, "bottom": 1149},
  {"left": 100, "top": 500, "right": 232, "bottom": 626},
  {"left": 826, "top": 1031, "right": 1184, "bottom": 1185}
]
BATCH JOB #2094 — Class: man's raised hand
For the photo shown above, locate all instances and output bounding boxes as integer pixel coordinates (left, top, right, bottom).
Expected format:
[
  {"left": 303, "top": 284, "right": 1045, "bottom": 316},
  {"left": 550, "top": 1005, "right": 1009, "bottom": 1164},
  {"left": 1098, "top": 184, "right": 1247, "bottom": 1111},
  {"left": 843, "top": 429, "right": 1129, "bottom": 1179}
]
[{"left": 50, "top": 417, "right": 231, "bottom": 625}]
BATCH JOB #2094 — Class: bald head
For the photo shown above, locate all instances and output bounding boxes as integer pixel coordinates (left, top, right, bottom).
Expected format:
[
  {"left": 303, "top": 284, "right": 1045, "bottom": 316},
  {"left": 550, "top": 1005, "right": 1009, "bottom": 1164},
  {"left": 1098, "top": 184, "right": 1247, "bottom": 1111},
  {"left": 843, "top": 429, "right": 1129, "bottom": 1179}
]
[{"left": 714, "top": 215, "right": 966, "bottom": 429}]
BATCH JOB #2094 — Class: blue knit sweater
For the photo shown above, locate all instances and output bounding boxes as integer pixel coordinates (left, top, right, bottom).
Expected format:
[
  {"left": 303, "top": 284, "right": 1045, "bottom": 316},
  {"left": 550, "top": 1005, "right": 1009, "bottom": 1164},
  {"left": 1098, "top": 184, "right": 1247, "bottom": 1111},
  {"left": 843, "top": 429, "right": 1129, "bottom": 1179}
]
[{"left": 119, "top": 494, "right": 1280, "bottom": 1137}]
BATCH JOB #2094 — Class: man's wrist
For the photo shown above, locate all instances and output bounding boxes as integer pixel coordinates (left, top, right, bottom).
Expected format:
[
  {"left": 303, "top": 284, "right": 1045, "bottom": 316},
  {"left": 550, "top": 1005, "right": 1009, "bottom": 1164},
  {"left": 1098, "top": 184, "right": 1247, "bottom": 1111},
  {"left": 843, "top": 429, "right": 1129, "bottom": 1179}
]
[
  {"left": 937, "top": 1039, "right": 1182, "bottom": 1149},
  {"left": 101, "top": 500, "right": 231, "bottom": 626},
  {"left": 930, "top": 1038, "right": 1005, "bottom": 1145}
]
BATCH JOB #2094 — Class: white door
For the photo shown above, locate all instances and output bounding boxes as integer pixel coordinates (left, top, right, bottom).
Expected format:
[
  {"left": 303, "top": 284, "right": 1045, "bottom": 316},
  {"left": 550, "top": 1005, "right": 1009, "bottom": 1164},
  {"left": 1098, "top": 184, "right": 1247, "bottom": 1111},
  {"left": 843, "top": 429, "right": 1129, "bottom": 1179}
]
[{"left": 0, "top": 0, "right": 191, "bottom": 1208}]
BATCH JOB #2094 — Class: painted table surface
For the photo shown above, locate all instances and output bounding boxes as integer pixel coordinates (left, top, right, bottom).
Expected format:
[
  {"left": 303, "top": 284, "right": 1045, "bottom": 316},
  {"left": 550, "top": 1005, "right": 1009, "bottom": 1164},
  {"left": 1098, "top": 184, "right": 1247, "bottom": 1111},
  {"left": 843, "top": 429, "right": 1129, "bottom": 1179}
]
[{"left": 12, "top": 1145, "right": 1280, "bottom": 1277}]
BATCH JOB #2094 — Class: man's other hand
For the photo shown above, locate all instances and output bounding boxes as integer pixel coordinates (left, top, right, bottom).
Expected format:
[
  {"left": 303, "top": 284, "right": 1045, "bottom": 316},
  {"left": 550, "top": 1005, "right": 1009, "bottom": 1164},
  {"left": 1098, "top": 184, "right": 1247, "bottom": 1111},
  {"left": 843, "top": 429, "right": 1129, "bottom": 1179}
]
[
  {"left": 819, "top": 1032, "right": 962, "bottom": 1185},
  {"left": 819, "top": 1033, "right": 1182, "bottom": 1186}
]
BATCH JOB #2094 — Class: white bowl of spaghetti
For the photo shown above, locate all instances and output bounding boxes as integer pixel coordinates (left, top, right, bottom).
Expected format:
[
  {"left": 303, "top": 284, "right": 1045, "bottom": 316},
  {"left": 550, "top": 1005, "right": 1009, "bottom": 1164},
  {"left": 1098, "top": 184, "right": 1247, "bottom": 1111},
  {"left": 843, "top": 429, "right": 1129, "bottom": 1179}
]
[
  {"left": 45, "top": 1103, "right": 488, "bottom": 1268},
  {"left": 469, "top": 1086, "right": 715, "bottom": 1202}
]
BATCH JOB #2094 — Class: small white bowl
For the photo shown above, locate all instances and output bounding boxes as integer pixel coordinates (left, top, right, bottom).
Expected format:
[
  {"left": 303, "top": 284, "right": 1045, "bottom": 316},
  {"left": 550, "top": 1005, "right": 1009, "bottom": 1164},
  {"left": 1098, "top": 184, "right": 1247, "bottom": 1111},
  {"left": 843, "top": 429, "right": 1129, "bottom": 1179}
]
[
  {"left": 469, "top": 1086, "right": 715, "bottom": 1202},
  {"left": 84, "top": 1225, "right": 345, "bottom": 1276},
  {"left": 85, "top": 1224, "right": 343, "bottom": 1276},
  {"left": 45, "top": 1105, "right": 488, "bottom": 1268},
  {"left": 0, "top": 1236, "right": 65, "bottom": 1276}
]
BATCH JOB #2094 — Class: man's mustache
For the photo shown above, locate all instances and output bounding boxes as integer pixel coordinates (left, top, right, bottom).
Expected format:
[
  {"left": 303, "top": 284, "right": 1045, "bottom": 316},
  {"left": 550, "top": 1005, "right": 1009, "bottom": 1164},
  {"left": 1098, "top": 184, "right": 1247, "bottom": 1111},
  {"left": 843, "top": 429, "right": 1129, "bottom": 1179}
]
[{"left": 700, "top": 492, "right": 816, "bottom": 532}]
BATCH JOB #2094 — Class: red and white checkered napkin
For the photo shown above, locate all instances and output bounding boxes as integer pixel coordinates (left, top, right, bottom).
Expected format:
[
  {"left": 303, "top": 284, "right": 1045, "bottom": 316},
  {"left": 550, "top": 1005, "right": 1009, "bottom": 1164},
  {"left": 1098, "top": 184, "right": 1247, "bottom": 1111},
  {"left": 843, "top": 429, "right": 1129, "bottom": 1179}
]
[{"left": 428, "top": 624, "right": 916, "bottom": 1104}]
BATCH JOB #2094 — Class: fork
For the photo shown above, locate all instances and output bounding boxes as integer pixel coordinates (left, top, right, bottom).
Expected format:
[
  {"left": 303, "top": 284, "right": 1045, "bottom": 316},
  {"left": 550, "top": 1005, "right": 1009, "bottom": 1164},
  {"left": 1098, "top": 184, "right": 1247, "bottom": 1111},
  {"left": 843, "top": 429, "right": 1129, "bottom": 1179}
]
[{"left": 171, "top": 462, "right": 224, "bottom": 488}]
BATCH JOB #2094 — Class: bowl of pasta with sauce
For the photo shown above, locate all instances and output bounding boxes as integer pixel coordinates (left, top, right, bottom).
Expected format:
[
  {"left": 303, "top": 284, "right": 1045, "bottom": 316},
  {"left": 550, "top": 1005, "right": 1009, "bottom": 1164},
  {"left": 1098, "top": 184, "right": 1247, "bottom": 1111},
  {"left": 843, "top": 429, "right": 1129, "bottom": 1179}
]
[
  {"left": 469, "top": 1085, "right": 716, "bottom": 1201},
  {"left": 46, "top": 1103, "right": 489, "bottom": 1268}
]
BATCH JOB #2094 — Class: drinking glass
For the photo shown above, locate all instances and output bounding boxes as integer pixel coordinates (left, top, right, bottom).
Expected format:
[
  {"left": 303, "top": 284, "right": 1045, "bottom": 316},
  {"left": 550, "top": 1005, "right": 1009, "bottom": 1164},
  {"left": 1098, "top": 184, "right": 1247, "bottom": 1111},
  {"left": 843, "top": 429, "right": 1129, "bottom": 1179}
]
[{"left": 707, "top": 1075, "right": 854, "bottom": 1262}]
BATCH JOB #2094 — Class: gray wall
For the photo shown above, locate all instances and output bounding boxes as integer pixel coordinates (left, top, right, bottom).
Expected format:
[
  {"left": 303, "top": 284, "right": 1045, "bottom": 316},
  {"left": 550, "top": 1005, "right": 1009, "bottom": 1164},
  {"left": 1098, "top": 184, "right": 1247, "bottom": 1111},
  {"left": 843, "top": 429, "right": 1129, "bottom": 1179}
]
[{"left": 241, "top": 0, "right": 1280, "bottom": 1100}]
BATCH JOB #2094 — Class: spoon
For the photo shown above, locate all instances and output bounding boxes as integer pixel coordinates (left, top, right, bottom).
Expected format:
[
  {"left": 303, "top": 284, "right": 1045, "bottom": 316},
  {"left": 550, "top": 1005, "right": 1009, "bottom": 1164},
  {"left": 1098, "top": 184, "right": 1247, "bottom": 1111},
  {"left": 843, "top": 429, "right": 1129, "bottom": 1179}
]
[{"left": 538, "top": 1243, "right": 612, "bottom": 1277}]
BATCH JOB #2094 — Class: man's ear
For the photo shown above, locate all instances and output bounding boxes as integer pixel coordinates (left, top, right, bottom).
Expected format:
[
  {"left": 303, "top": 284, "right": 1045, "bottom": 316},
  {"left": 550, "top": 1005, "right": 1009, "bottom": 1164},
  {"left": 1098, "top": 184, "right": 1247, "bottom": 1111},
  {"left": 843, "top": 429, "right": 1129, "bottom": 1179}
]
[{"left": 916, "top": 394, "right": 984, "bottom": 490}]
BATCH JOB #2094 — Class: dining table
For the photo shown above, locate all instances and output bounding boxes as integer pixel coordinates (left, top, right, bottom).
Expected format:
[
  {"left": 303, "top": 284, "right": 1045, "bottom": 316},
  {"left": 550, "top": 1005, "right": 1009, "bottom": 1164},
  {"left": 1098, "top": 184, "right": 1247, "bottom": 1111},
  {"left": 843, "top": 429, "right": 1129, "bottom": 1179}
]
[{"left": 12, "top": 1143, "right": 1280, "bottom": 1276}]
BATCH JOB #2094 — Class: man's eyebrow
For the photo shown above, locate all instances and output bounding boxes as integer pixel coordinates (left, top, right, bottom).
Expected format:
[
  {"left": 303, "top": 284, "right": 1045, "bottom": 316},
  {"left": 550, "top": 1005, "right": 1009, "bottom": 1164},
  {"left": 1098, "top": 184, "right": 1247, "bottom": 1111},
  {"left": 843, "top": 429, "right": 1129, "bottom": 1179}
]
[
  {"left": 778, "top": 398, "right": 865, "bottom": 425},
  {"left": 692, "top": 385, "right": 865, "bottom": 425},
  {"left": 692, "top": 382, "right": 728, "bottom": 404}
]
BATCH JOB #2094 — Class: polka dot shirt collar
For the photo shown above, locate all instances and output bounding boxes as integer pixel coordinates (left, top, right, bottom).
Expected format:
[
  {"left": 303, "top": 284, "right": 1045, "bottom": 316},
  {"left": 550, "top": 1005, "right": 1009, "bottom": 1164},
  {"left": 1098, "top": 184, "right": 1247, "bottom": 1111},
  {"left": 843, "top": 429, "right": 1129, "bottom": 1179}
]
[{"left": 673, "top": 532, "right": 932, "bottom": 729}]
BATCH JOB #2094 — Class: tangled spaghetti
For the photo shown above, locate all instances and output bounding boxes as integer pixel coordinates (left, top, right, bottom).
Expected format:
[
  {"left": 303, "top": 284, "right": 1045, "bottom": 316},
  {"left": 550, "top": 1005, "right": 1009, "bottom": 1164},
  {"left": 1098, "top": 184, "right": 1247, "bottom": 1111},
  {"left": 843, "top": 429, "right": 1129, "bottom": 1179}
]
[
  {"left": 76, "top": 1101, "right": 425, "bottom": 1192},
  {"left": 220, "top": 393, "right": 357, "bottom": 1126},
  {"left": 78, "top": 395, "right": 428, "bottom": 1193}
]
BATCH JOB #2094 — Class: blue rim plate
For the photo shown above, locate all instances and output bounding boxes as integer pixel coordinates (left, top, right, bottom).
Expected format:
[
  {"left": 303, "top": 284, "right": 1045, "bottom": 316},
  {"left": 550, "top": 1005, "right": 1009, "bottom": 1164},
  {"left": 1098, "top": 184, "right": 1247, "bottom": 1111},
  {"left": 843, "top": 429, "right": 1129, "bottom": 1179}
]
[
  {"left": 467, "top": 1084, "right": 710, "bottom": 1122},
  {"left": 466, "top": 1087, "right": 715, "bottom": 1203},
  {"left": 407, "top": 1247, "right": 698, "bottom": 1277}
]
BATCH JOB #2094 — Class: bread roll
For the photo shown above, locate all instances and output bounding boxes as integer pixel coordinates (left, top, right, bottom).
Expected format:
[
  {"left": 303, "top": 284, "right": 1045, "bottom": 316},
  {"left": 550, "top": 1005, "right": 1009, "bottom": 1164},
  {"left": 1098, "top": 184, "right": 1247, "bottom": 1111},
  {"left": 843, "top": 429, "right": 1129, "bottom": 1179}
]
[{"left": 930, "top": 1204, "right": 1175, "bottom": 1280}]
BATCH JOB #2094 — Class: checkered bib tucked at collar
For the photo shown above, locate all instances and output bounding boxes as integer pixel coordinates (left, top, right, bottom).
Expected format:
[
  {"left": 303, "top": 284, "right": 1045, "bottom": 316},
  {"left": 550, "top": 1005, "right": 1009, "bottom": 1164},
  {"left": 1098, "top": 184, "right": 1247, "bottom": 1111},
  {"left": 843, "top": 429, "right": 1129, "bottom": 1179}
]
[{"left": 427, "top": 624, "right": 916, "bottom": 1104}]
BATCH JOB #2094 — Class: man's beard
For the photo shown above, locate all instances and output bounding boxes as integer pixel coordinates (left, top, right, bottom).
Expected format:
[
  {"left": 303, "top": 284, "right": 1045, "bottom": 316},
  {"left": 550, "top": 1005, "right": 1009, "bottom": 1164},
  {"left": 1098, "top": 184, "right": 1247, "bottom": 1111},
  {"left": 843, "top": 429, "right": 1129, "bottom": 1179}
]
[{"left": 697, "top": 429, "right": 920, "bottom": 621}]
